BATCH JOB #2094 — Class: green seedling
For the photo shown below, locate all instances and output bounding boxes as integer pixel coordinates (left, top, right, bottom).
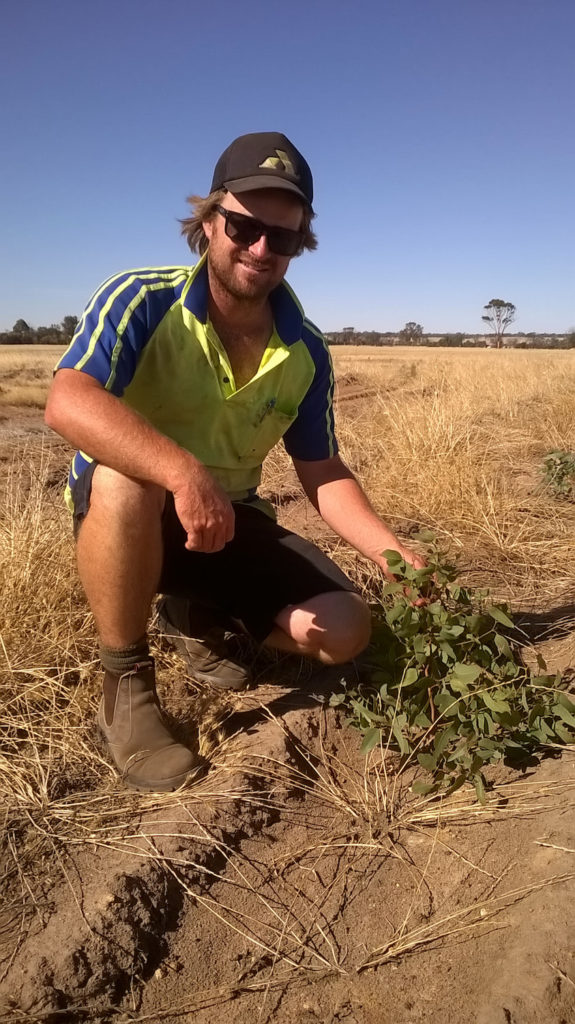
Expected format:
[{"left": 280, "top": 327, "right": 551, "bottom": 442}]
[
  {"left": 331, "top": 532, "right": 574, "bottom": 803},
  {"left": 541, "top": 449, "right": 575, "bottom": 499}
]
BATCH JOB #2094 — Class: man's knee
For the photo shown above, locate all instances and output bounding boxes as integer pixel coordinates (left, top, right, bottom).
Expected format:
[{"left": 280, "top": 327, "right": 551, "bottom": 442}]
[
  {"left": 323, "top": 593, "right": 372, "bottom": 662},
  {"left": 277, "top": 591, "right": 372, "bottom": 664},
  {"left": 89, "top": 466, "right": 166, "bottom": 520}
]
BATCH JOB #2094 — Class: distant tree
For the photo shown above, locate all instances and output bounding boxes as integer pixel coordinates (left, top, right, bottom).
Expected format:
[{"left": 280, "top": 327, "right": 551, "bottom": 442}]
[
  {"left": 399, "top": 322, "right": 423, "bottom": 345},
  {"left": 12, "top": 318, "right": 31, "bottom": 334},
  {"left": 565, "top": 328, "right": 575, "bottom": 349},
  {"left": 61, "top": 315, "right": 79, "bottom": 338},
  {"left": 36, "top": 325, "right": 64, "bottom": 344},
  {"left": 481, "top": 299, "right": 516, "bottom": 349}
]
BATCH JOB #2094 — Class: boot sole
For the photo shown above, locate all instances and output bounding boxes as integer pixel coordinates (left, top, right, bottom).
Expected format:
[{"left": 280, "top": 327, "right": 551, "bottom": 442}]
[{"left": 122, "top": 762, "right": 207, "bottom": 793}]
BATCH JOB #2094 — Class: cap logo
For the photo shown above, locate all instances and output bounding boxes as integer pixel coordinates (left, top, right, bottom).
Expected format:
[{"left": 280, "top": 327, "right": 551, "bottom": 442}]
[{"left": 259, "top": 149, "right": 296, "bottom": 176}]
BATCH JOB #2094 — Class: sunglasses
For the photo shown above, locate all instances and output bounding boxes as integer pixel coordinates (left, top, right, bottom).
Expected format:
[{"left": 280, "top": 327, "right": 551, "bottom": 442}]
[{"left": 214, "top": 205, "right": 304, "bottom": 257}]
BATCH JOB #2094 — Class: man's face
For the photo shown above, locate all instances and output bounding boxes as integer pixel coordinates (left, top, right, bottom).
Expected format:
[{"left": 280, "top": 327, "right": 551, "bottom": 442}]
[{"left": 203, "top": 190, "right": 304, "bottom": 302}]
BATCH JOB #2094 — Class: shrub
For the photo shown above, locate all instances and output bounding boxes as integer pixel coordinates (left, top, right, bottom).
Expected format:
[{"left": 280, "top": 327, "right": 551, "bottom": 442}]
[
  {"left": 541, "top": 450, "right": 575, "bottom": 500},
  {"left": 331, "top": 534, "right": 575, "bottom": 802}
]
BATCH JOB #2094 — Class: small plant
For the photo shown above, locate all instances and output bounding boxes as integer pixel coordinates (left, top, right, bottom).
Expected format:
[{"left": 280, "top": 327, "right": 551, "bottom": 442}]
[
  {"left": 331, "top": 534, "right": 575, "bottom": 802},
  {"left": 541, "top": 449, "right": 575, "bottom": 499}
]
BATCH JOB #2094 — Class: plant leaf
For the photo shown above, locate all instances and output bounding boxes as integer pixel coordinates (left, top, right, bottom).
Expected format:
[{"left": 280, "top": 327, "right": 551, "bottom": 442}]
[
  {"left": 452, "top": 663, "right": 482, "bottom": 684},
  {"left": 360, "top": 728, "right": 381, "bottom": 754},
  {"left": 486, "top": 605, "right": 514, "bottom": 628},
  {"left": 412, "top": 780, "right": 436, "bottom": 795},
  {"left": 417, "top": 753, "right": 438, "bottom": 771}
]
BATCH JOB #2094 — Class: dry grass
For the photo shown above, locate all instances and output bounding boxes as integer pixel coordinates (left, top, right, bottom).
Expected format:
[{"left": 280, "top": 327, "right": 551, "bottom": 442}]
[
  {"left": 0, "top": 345, "right": 65, "bottom": 408},
  {"left": 1, "top": 346, "right": 575, "bottom": 1002},
  {"left": 332, "top": 348, "right": 575, "bottom": 610}
]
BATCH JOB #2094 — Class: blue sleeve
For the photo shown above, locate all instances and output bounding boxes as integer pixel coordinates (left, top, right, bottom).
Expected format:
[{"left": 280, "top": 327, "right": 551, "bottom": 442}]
[
  {"left": 55, "top": 268, "right": 187, "bottom": 395},
  {"left": 283, "top": 323, "right": 338, "bottom": 461}
]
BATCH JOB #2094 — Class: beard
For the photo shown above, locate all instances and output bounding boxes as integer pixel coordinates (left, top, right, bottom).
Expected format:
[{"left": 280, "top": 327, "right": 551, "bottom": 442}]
[{"left": 207, "top": 242, "right": 287, "bottom": 304}]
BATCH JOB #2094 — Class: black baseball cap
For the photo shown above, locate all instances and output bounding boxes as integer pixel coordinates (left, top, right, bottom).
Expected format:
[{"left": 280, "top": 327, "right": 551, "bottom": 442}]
[{"left": 210, "top": 132, "right": 314, "bottom": 208}]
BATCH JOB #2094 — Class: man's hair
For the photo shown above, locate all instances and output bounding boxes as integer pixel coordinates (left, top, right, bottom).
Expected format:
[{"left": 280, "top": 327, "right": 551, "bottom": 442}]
[{"left": 180, "top": 190, "right": 318, "bottom": 256}]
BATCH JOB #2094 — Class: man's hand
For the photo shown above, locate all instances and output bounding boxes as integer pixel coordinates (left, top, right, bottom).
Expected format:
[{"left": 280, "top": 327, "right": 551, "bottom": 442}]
[
  {"left": 380, "top": 543, "right": 427, "bottom": 581},
  {"left": 380, "top": 543, "right": 430, "bottom": 607},
  {"left": 172, "top": 468, "right": 235, "bottom": 553}
]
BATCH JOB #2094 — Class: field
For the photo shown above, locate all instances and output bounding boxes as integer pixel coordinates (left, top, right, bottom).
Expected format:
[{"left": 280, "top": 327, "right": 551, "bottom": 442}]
[{"left": 0, "top": 345, "right": 574, "bottom": 1023}]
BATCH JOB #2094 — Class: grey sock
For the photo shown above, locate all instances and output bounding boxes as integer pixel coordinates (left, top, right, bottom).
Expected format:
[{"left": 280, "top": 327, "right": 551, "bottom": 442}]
[
  {"left": 100, "top": 638, "right": 152, "bottom": 723},
  {"left": 99, "top": 637, "right": 150, "bottom": 676}
]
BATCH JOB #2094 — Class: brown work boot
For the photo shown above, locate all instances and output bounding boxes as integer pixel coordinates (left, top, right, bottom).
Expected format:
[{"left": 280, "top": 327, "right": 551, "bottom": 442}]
[
  {"left": 97, "top": 660, "right": 201, "bottom": 792},
  {"left": 157, "top": 597, "right": 251, "bottom": 691}
]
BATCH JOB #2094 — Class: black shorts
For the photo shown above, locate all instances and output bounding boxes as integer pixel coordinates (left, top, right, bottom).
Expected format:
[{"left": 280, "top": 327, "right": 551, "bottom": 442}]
[{"left": 71, "top": 464, "right": 357, "bottom": 642}]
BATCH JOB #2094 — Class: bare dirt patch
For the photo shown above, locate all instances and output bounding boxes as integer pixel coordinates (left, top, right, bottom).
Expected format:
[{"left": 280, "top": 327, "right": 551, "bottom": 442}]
[{"left": 2, "top": 691, "right": 574, "bottom": 1023}]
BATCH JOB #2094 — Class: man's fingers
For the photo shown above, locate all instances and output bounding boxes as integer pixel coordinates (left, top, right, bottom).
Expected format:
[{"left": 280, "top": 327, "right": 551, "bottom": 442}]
[
  {"left": 185, "top": 527, "right": 224, "bottom": 553},
  {"left": 173, "top": 474, "right": 236, "bottom": 553},
  {"left": 224, "top": 508, "right": 235, "bottom": 544},
  {"left": 184, "top": 508, "right": 236, "bottom": 552}
]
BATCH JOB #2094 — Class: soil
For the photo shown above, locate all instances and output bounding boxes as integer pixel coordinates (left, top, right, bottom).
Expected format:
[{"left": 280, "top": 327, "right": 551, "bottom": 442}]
[{"left": 1, "top": 402, "right": 574, "bottom": 1024}]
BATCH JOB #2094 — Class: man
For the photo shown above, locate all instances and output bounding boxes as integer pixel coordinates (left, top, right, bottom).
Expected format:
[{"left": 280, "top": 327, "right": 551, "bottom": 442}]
[{"left": 45, "top": 131, "right": 424, "bottom": 793}]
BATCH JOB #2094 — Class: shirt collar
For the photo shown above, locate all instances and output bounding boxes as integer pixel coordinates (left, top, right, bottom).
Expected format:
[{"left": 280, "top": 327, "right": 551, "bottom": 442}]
[{"left": 182, "top": 254, "right": 304, "bottom": 346}]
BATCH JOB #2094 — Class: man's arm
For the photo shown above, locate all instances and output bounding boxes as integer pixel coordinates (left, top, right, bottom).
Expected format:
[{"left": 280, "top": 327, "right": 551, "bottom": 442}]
[
  {"left": 292, "top": 453, "right": 425, "bottom": 576},
  {"left": 45, "top": 369, "right": 234, "bottom": 552}
]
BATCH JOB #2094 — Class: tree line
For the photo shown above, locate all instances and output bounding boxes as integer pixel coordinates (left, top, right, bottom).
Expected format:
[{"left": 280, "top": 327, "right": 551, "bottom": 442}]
[
  {"left": 326, "top": 329, "right": 575, "bottom": 349},
  {"left": 0, "top": 317, "right": 79, "bottom": 345},
  {"left": 327, "top": 301, "right": 575, "bottom": 349}
]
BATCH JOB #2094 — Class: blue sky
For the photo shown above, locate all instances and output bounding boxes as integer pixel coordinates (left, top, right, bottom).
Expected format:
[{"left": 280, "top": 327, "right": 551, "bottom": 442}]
[{"left": 1, "top": 0, "right": 573, "bottom": 333}]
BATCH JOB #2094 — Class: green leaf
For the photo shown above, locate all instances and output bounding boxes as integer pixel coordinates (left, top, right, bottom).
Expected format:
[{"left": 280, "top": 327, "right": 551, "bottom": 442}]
[
  {"left": 473, "top": 774, "right": 487, "bottom": 804},
  {"left": 360, "top": 728, "right": 381, "bottom": 754},
  {"left": 387, "top": 603, "right": 406, "bottom": 625},
  {"left": 350, "top": 699, "right": 383, "bottom": 725},
  {"left": 382, "top": 582, "right": 404, "bottom": 596},
  {"left": 533, "top": 721, "right": 554, "bottom": 741},
  {"left": 439, "top": 641, "right": 457, "bottom": 662},
  {"left": 494, "top": 634, "right": 513, "bottom": 659},
  {"left": 434, "top": 723, "right": 458, "bottom": 756},
  {"left": 486, "top": 605, "right": 514, "bottom": 629},
  {"left": 329, "top": 693, "right": 346, "bottom": 707},
  {"left": 403, "top": 667, "right": 420, "bottom": 687},
  {"left": 383, "top": 549, "right": 405, "bottom": 569},
  {"left": 476, "top": 712, "right": 496, "bottom": 736},
  {"left": 445, "top": 774, "right": 468, "bottom": 795},
  {"left": 482, "top": 690, "right": 511, "bottom": 714},
  {"left": 554, "top": 703, "right": 575, "bottom": 728},
  {"left": 554, "top": 722, "right": 575, "bottom": 744},
  {"left": 435, "top": 691, "right": 460, "bottom": 716},
  {"left": 417, "top": 753, "right": 438, "bottom": 771},
  {"left": 414, "top": 711, "right": 433, "bottom": 728},
  {"left": 452, "top": 663, "right": 482, "bottom": 684},
  {"left": 413, "top": 635, "right": 427, "bottom": 655},
  {"left": 477, "top": 737, "right": 498, "bottom": 751},
  {"left": 498, "top": 710, "right": 522, "bottom": 729},
  {"left": 411, "top": 779, "right": 436, "bottom": 795},
  {"left": 450, "top": 678, "right": 470, "bottom": 695},
  {"left": 440, "top": 624, "right": 465, "bottom": 639},
  {"left": 465, "top": 614, "right": 486, "bottom": 636},
  {"left": 391, "top": 717, "right": 410, "bottom": 755},
  {"left": 530, "top": 675, "right": 556, "bottom": 688}
]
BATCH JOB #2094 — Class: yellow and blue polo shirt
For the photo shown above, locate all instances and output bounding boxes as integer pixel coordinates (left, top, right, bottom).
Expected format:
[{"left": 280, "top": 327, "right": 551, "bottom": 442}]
[{"left": 56, "top": 256, "right": 337, "bottom": 508}]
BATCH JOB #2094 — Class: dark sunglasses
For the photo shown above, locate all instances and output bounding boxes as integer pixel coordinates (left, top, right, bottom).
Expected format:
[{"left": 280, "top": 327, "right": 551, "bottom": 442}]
[{"left": 214, "top": 205, "right": 303, "bottom": 257}]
